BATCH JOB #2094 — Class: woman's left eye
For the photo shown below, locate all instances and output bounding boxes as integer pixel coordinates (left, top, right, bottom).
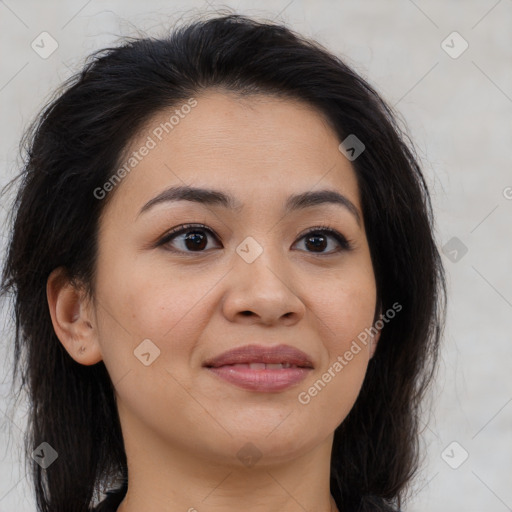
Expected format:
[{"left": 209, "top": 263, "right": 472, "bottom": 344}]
[
  {"left": 157, "top": 224, "right": 352, "bottom": 255},
  {"left": 294, "top": 227, "right": 352, "bottom": 254}
]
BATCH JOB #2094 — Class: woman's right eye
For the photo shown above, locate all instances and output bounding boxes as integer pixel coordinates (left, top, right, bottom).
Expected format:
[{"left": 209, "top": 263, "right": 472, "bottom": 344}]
[{"left": 157, "top": 224, "right": 221, "bottom": 253}]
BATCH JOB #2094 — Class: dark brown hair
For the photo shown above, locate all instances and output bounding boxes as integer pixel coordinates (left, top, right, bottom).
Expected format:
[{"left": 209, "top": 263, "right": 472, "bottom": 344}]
[{"left": 1, "top": 12, "right": 446, "bottom": 512}]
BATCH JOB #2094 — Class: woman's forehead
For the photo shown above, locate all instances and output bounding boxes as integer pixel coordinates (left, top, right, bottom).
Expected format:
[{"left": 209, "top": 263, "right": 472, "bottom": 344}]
[{"left": 102, "top": 91, "right": 361, "bottom": 222}]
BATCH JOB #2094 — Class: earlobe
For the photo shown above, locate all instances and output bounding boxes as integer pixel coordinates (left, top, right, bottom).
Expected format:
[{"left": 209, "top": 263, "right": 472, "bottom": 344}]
[{"left": 46, "top": 267, "right": 103, "bottom": 366}]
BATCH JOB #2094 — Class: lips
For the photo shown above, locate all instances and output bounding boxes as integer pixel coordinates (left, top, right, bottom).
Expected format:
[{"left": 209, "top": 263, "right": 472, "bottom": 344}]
[
  {"left": 203, "top": 344, "right": 314, "bottom": 392},
  {"left": 203, "top": 344, "right": 314, "bottom": 369}
]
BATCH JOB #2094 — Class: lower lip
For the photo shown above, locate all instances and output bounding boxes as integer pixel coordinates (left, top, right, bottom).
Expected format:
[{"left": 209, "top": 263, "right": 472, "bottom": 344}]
[{"left": 206, "top": 365, "right": 312, "bottom": 392}]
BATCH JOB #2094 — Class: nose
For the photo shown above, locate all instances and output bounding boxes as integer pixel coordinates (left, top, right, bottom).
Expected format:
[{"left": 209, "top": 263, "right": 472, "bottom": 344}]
[{"left": 221, "top": 247, "right": 306, "bottom": 326}]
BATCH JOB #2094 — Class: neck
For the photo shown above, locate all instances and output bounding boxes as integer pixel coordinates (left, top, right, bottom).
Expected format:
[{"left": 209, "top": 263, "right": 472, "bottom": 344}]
[{"left": 115, "top": 418, "right": 339, "bottom": 512}]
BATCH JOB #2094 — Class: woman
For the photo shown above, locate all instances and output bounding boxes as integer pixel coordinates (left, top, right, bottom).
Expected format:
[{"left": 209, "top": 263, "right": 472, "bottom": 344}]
[{"left": 1, "top": 13, "right": 446, "bottom": 512}]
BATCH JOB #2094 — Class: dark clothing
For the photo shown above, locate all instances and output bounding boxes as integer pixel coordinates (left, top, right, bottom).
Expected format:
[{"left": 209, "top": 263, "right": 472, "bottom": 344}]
[
  {"left": 91, "top": 482, "right": 127, "bottom": 512},
  {"left": 91, "top": 483, "right": 402, "bottom": 511}
]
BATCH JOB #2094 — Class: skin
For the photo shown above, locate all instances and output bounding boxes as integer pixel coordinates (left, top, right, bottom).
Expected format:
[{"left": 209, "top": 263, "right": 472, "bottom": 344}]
[{"left": 47, "top": 91, "right": 381, "bottom": 512}]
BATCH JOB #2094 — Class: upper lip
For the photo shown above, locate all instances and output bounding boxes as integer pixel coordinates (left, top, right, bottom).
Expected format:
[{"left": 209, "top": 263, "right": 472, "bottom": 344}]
[{"left": 203, "top": 344, "right": 314, "bottom": 368}]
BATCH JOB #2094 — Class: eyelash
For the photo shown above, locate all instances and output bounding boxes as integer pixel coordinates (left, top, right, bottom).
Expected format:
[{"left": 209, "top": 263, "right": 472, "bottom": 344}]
[{"left": 156, "top": 223, "right": 354, "bottom": 256}]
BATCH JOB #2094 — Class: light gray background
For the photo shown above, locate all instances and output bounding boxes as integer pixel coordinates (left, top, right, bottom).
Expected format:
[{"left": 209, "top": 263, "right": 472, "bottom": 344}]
[{"left": 1, "top": 1, "right": 511, "bottom": 511}]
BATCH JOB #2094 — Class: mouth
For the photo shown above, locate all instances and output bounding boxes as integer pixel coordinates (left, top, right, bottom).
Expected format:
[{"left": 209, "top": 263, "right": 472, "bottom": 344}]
[
  {"left": 210, "top": 362, "right": 305, "bottom": 369},
  {"left": 203, "top": 344, "right": 314, "bottom": 392},
  {"left": 202, "top": 343, "right": 314, "bottom": 369}
]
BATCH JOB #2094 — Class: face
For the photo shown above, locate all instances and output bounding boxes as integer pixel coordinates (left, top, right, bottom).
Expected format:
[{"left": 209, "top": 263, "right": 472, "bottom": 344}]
[{"left": 84, "top": 91, "right": 378, "bottom": 466}]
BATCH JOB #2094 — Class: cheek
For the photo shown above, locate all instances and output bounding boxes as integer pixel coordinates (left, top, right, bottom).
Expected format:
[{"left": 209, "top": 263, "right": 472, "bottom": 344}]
[
  {"left": 96, "top": 248, "right": 198, "bottom": 333},
  {"left": 316, "top": 270, "right": 377, "bottom": 351},
  {"left": 299, "top": 282, "right": 374, "bottom": 430},
  {"left": 94, "top": 251, "right": 225, "bottom": 370}
]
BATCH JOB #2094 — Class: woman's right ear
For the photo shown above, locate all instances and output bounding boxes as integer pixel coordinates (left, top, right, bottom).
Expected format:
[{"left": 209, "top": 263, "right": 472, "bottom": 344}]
[{"left": 46, "top": 267, "right": 103, "bottom": 366}]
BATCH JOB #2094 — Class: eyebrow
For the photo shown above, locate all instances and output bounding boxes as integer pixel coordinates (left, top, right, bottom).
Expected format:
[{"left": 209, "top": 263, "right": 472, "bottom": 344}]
[{"left": 138, "top": 185, "right": 362, "bottom": 226}]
